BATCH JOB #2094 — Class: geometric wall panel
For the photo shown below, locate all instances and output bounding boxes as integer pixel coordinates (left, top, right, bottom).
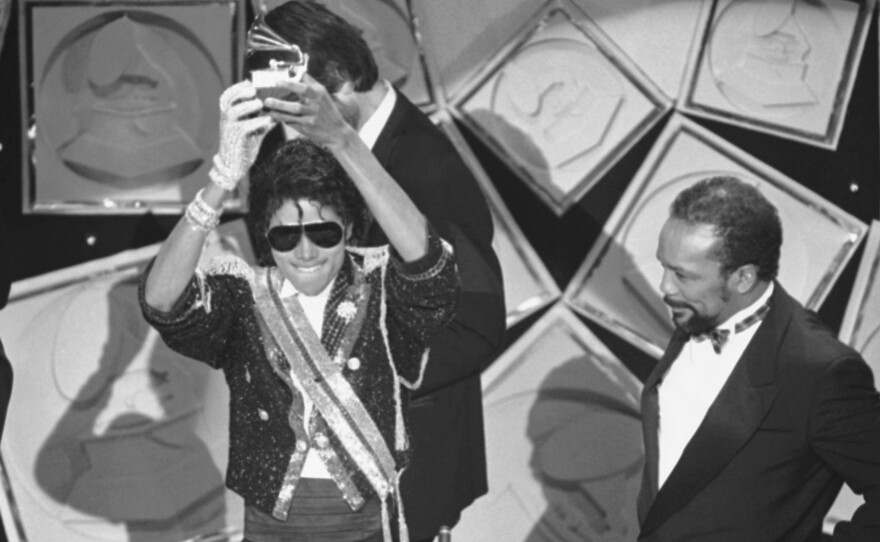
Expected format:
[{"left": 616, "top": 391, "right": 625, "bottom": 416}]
[
  {"left": 564, "top": 114, "right": 868, "bottom": 358},
  {"left": 679, "top": 0, "right": 877, "bottom": 150},
  {"left": 438, "top": 115, "right": 561, "bottom": 328},
  {"left": 454, "top": 303, "right": 643, "bottom": 542},
  {"left": 451, "top": 0, "right": 671, "bottom": 215},
  {"left": 824, "top": 219, "right": 880, "bottom": 534},
  {"left": 415, "top": 0, "right": 707, "bottom": 109},
  {"left": 19, "top": 0, "right": 246, "bottom": 214},
  {"left": 572, "top": 0, "right": 710, "bottom": 99},
  {"left": 0, "top": 221, "right": 253, "bottom": 542}
]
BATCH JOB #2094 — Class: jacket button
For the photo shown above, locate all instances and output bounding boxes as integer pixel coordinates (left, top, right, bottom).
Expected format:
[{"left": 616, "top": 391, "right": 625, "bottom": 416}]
[
  {"left": 347, "top": 357, "right": 361, "bottom": 371},
  {"left": 295, "top": 439, "right": 308, "bottom": 452}
]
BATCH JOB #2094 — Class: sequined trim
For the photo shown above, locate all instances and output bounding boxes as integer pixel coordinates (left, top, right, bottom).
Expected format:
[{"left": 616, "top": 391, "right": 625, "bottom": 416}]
[
  {"left": 399, "top": 349, "right": 430, "bottom": 390},
  {"left": 205, "top": 254, "right": 255, "bottom": 282},
  {"left": 252, "top": 315, "right": 311, "bottom": 520},
  {"left": 348, "top": 245, "right": 388, "bottom": 274},
  {"left": 374, "top": 261, "right": 408, "bottom": 451},
  {"left": 315, "top": 443, "right": 365, "bottom": 511},
  {"left": 333, "top": 279, "right": 371, "bottom": 369},
  {"left": 394, "top": 237, "right": 454, "bottom": 282},
  {"left": 253, "top": 268, "right": 399, "bottom": 509},
  {"left": 272, "top": 449, "right": 307, "bottom": 519},
  {"left": 191, "top": 269, "right": 213, "bottom": 314}
]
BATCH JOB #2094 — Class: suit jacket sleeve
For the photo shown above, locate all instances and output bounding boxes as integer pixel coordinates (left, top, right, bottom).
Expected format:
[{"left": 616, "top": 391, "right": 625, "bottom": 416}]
[
  {"left": 373, "top": 102, "right": 506, "bottom": 397},
  {"left": 811, "top": 355, "right": 880, "bottom": 540}
]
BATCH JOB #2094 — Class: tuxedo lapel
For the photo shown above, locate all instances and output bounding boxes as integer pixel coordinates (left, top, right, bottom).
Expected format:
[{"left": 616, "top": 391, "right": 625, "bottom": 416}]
[
  {"left": 640, "top": 285, "right": 789, "bottom": 536},
  {"left": 638, "top": 329, "right": 687, "bottom": 523},
  {"left": 372, "top": 87, "right": 410, "bottom": 169}
]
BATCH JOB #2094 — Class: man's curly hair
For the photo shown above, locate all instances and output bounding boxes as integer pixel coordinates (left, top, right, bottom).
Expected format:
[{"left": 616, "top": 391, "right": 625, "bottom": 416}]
[
  {"left": 670, "top": 175, "right": 782, "bottom": 281},
  {"left": 247, "top": 138, "right": 370, "bottom": 267}
]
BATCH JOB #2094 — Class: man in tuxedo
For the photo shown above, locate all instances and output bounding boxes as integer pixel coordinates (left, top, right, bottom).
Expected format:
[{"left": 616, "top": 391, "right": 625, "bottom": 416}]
[
  {"left": 639, "top": 175, "right": 880, "bottom": 540},
  {"left": 248, "top": 2, "right": 507, "bottom": 540}
]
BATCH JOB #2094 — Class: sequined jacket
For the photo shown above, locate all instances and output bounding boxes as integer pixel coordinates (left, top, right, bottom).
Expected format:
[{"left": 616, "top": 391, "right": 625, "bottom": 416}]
[{"left": 139, "top": 231, "right": 458, "bottom": 522}]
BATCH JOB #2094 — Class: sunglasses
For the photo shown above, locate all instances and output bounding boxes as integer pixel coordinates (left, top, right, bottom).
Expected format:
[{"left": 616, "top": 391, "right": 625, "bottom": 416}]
[{"left": 266, "top": 221, "right": 345, "bottom": 251}]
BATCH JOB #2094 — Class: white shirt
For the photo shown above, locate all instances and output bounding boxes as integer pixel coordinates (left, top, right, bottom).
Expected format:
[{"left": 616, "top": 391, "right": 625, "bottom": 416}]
[
  {"left": 657, "top": 283, "right": 774, "bottom": 487},
  {"left": 358, "top": 80, "right": 396, "bottom": 150},
  {"left": 279, "top": 278, "right": 335, "bottom": 478}
]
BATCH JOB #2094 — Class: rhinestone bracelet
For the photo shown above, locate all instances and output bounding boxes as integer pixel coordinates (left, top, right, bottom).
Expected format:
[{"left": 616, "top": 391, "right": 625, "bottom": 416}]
[{"left": 184, "top": 189, "right": 222, "bottom": 232}]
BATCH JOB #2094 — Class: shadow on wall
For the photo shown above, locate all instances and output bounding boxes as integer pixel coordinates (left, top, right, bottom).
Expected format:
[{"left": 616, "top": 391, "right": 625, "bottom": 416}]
[{"left": 31, "top": 276, "right": 227, "bottom": 541}]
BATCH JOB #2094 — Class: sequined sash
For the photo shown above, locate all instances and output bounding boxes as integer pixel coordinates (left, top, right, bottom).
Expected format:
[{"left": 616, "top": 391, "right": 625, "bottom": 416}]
[{"left": 252, "top": 268, "right": 399, "bottom": 512}]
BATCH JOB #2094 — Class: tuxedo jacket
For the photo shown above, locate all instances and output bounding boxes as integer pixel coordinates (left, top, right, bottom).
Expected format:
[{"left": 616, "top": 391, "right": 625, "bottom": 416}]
[
  {"left": 638, "top": 283, "right": 880, "bottom": 541},
  {"left": 368, "top": 91, "right": 507, "bottom": 539}
]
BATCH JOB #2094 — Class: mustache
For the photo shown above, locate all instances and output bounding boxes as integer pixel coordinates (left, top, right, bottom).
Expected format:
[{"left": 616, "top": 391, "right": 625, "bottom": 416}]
[{"left": 663, "top": 296, "right": 694, "bottom": 310}]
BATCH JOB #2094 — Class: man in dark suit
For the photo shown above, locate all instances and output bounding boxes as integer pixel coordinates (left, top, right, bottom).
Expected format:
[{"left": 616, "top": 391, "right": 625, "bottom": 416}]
[
  {"left": 639, "top": 175, "right": 880, "bottom": 541},
  {"left": 249, "top": 2, "right": 507, "bottom": 540}
]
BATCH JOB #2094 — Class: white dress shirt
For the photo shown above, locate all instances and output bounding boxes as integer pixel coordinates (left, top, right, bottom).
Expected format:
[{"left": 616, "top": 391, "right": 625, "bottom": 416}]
[
  {"left": 657, "top": 283, "right": 774, "bottom": 487},
  {"left": 358, "top": 80, "right": 396, "bottom": 149}
]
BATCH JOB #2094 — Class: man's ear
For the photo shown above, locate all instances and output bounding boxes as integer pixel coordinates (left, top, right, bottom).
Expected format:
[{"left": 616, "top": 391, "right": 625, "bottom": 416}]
[
  {"left": 731, "top": 264, "right": 758, "bottom": 294},
  {"left": 333, "top": 80, "right": 356, "bottom": 99}
]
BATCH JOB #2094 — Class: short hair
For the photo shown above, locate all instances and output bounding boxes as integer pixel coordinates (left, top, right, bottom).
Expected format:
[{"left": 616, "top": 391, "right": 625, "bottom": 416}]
[
  {"left": 669, "top": 175, "right": 782, "bottom": 281},
  {"left": 248, "top": 0, "right": 379, "bottom": 94},
  {"left": 247, "top": 138, "right": 370, "bottom": 266}
]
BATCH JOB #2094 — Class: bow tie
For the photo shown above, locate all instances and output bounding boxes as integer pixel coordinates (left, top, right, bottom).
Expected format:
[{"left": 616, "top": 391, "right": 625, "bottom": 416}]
[
  {"left": 692, "top": 300, "right": 771, "bottom": 354},
  {"left": 693, "top": 328, "right": 730, "bottom": 354}
]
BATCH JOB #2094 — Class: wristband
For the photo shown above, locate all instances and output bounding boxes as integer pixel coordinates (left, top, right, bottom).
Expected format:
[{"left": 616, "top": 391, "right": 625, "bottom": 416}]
[{"left": 185, "top": 189, "right": 222, "bottom": 232}]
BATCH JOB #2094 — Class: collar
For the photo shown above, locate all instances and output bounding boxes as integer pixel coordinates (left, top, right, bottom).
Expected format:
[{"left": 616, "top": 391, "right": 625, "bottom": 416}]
[
  {"left": 691, "top": 282, "right": 774, "bottom": 354},
  {"left": 279, "top": 275, "right": 336, "bottom": 303},
  {"left": 358, "top": 80, "right": 395, "bottom": 150},
  {"left": 715, "top": 282, "right": 774, "bottom": 333}
]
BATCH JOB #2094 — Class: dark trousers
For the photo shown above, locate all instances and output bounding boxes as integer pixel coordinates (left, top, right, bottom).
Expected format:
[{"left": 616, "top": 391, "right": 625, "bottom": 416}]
[{"left": 242, "top": 478, "right": 383, "bottom": 542}]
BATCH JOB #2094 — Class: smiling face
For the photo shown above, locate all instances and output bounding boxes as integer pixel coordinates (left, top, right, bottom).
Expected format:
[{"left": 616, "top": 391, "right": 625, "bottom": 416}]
[
  {"left": 269, "top": 198, "right": 349, "bottom": 296},
  {"left": 656, "top": 218, "right": 744, "bottom": 334}
]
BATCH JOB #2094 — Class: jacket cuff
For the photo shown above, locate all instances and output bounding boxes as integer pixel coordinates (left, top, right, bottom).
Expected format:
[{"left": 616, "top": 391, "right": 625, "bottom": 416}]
[
  {"left": 139, "top": 260, "right": 205, "bottom": 326},
  {"left": 389, "top": 224, "right": 453, "bottom": 280}
]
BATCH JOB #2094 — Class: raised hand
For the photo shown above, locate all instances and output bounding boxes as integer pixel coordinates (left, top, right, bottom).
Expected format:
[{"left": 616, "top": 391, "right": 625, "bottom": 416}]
[
  {"left": 210, "top": 80, "right": 276, "bottom": 191},
  {"left": 262, "top": 74, "right": 357, "bottom": 150}
]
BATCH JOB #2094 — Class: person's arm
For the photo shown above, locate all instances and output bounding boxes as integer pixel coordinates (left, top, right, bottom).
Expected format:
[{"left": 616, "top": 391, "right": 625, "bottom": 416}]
[
  {"left": 811, "top": 355, "right": 880, "bottom": 540},
  {"left": 263, "top": 76, "right": 428, "bottom": 262},
  {"left": 377, "top": 129, "right": 507, "bottom": 393},
  {"left": 144, "top": 81, "right": 273, "bottom": 311}
]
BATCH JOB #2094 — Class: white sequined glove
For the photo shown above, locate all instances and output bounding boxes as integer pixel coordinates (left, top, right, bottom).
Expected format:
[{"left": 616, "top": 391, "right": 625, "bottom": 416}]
[{"left": 209, "top": 80, "right": 275, "bottom": 191}]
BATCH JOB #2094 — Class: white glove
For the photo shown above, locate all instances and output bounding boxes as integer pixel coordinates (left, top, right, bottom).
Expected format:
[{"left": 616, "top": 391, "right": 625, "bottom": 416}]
[{"left": 209, "top": 80, "right": 276, "bottom": 191}]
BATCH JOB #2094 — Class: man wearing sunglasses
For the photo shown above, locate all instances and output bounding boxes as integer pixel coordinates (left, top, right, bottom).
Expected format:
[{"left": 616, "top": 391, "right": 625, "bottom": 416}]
[
  {"left": 252, "top": 3, "right": 507, "bottom": 541},
  {"left": 140, "top": 78, "right": 460, "bottom": 542}
]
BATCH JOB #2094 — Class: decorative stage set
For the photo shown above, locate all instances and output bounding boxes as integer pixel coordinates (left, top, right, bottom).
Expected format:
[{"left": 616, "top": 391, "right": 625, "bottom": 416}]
[{"left": 0, "top": 0, "right": 879, "bottom": 540}]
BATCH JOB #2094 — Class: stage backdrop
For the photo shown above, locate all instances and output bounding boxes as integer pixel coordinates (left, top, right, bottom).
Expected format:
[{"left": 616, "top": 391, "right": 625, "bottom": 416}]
[{"left": 1, "top": 1, "right": 879, "bottom": 541}]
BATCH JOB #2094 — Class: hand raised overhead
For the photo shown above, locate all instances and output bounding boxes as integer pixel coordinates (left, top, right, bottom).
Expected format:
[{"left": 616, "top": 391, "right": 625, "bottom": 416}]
[
  {"left": 210, "top": 80, "right": 276, "bottom": 191},
  {"left": 262, "top": 74, "right": 358, "bottom": 150}
]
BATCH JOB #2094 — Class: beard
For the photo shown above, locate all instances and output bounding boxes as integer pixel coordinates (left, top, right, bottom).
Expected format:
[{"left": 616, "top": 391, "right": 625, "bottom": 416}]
[{"left": 664, "top": 286, "right": 732, "bottom": 335}]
